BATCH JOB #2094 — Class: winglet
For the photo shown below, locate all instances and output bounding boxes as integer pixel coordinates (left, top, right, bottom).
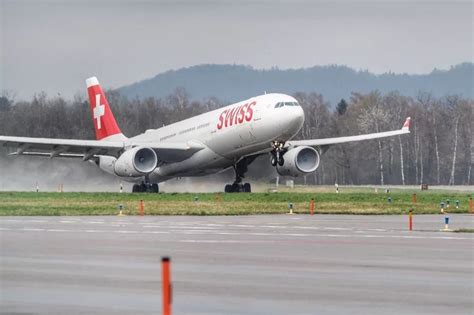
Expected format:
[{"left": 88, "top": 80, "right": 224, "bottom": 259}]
[{"left": 402, "top": 117, "right": 411, "bottom": 131}]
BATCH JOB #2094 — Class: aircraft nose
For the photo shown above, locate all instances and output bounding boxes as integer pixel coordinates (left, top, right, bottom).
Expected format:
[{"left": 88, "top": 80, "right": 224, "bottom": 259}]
[
  {"left": 287, "top": 105, "right": 304, "bottom": 129},
  {"left": 280, "top": 105, "right": 304, "bottom": 137},
  {"left": 293, "top": 106, "right": 305, "bottom": 126}
]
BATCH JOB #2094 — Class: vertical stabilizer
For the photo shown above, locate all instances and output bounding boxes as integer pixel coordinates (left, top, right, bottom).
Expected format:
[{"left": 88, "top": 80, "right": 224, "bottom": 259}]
[{"left": 86, "top": 77, "right": 127, "bottom": 141}]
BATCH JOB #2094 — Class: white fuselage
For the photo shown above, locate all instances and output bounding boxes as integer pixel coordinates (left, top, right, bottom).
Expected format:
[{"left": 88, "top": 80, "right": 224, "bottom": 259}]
[{"left": 109, "top": 93, "right": 304, "bottom": 182}]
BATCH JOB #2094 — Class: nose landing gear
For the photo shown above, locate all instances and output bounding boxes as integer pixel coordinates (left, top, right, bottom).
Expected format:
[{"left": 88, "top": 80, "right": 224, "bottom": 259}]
[{"left": 270, "top": 140, "right": 286, "bottom": 167}]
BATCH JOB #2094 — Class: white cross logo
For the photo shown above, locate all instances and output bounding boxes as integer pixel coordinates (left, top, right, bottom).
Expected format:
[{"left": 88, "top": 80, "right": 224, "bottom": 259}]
[{"left": 93, "top": 94, "right": 105, "bottom": 130}]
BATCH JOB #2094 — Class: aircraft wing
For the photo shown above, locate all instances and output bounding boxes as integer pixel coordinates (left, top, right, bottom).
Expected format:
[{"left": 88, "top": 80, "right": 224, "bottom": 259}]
[
  {"left": 286, "top": 117, "right": 411, "bottom": 149},
  {"left": 0, "top": 136, "right": 205, "bottom": 163}
]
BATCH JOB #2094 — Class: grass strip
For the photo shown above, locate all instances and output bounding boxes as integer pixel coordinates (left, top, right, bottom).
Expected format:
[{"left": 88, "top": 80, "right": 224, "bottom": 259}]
[{"left": 0, "top": 191, "right": 471, "bottom": 216}]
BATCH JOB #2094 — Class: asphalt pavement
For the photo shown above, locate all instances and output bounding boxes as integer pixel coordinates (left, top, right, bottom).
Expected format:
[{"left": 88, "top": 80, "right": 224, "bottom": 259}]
[{"left": 1, "top": 214, "right": 473, "bottom": 315}]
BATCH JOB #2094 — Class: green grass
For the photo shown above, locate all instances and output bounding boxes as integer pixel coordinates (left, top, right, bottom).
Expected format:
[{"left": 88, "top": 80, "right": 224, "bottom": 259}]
[{"left": 0, "top": 191, "right": 472, "bottom": 216}]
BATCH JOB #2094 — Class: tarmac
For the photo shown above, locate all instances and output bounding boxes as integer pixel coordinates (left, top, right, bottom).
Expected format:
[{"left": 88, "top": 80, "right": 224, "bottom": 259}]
[{"left": 1, "top": 214, "right": 473, "bottom": 315}]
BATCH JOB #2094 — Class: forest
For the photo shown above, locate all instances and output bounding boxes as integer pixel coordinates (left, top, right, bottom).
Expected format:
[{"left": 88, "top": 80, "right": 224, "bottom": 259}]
[{"left": 0, "top": 88, "right": 472, "bottom": 186}]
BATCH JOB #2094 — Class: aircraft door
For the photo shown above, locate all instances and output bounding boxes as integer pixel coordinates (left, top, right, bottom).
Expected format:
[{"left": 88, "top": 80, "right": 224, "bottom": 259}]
[{"left": 250, "top": 102, "right": 268, "bottom": 141}]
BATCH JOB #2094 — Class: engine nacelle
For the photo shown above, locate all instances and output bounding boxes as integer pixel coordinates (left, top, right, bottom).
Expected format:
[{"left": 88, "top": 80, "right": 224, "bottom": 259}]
[
  {"left": 114, "top": 147, "right": 158, "bottom": 177},
  {"left": 276, "top": 146, "right": 320, "bottom": 177},
  {"left": 97, "top": 155, "right": 117, "bottom": 176}
]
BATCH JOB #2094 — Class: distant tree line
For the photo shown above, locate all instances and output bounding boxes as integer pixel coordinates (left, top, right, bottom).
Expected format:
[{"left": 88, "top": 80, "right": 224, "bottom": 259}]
[
  {"left": 0, "top": 88, "right": 472, "bottom": 185},
  {"left": 118, "top": 63, "right": 474, "bottom": 106}
]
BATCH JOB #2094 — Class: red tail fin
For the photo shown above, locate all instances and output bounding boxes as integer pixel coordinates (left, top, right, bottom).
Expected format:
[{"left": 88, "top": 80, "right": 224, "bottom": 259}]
[{"left": 86, "top": 77, "right": 125, "bottom": 141}]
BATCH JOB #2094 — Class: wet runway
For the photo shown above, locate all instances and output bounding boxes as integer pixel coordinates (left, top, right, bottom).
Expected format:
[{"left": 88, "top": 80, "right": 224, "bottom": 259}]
[{"left": 1, "top": 214, "right": 473, "bottom": 315}]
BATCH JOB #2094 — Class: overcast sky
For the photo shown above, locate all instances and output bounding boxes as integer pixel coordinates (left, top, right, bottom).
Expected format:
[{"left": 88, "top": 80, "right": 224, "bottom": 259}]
[{"left": 1, "top": 0, "right": 473, "bottom": 99}]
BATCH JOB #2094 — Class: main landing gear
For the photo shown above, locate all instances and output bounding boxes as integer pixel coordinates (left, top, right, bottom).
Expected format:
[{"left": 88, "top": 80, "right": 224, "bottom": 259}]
[
  {"left": 270, "top": 140, "right": 285, "bottom": 167},
  {"left": 224, "top": 157, "right": 256, "bottom": 193},
  {"left": 132, "top": 176, "right": 159, "bottom": 193}
]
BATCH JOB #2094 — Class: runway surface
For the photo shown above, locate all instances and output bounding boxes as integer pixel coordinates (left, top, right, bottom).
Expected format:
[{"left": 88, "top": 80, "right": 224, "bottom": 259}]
[{"left": 1, "top": 214, "right": 473, "bottom": 315}]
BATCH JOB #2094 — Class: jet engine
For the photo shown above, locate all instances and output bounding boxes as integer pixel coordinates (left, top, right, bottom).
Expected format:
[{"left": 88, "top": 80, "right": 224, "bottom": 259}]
[
  {"left": 97, "top": 155, "right": 117, "bottom": 176},
  {"left": 114, "top": 147, "right": 158, "bottom": 177},
  {"left": 276, "top": 146, "right": 320, "bottom": 177}
]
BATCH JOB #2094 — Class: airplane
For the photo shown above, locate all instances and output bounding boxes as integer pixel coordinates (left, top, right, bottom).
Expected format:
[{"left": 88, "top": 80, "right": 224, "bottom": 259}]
[{"left": 0, "top": 77, "right": 411, "bottom": 193}]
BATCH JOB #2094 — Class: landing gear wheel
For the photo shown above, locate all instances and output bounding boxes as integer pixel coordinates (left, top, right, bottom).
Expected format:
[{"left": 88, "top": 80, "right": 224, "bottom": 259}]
[
  {"left": 278, "top": 157, "right": 284, "bottom": 166},
  {"left": 132, "top": 184, "right": 140, "bottom": 193},
  {"left": 271, "top": 140, "right": 286, "bottom": 167},
  {"left": 132, "top": 181, "right": 159, "bottom": 193},
  {"left": 231, "top": 183, "right": 241, "bottom": 192},
  {"left": 271, "top": 155, "right": 277, "bottom": 167},
  {"left": 243, "top": 183, "right": 251, "bottom": 193},
  {"left": 224, "top": 156, "right": 258, "bottom": 193}
]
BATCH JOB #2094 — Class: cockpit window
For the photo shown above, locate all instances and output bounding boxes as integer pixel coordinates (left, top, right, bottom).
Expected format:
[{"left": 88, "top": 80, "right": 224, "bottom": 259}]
[{"left": 274, "top": 101, "right": 299, "bottom": 108}]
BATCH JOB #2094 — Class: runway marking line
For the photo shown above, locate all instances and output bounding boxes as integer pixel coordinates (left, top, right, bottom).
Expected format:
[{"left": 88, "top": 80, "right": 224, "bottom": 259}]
[
  {"left": 217, "top": 232, "right": 241, "bottom": 235},
  {"left": 282, "top": 233, "right": 310, "bottom": 237},
  {"left": 248, "top": 232, "right": 273, "bottom": 236},
  {"left": 180, "top": 240, "right": 258, "bottom": 244},
  {"left": 143, "top": 231, "right": 170, "bottom": 234},
  {"left": 1, "top": 226, "right": 472, "bottom": 240}
]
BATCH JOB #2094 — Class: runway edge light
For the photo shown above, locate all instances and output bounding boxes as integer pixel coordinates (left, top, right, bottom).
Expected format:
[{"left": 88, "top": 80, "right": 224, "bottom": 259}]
[
  {"left": 442, "top": 216, "right": 451, "bottom": 232},
  {"left": 117, "top": 204, "right": 125, "bottom": 216}
]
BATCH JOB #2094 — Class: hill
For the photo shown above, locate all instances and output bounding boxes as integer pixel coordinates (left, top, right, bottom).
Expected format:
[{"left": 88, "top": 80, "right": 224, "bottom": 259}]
[{"left": 117, "top": 63, "right": 473, "bottom": 105}]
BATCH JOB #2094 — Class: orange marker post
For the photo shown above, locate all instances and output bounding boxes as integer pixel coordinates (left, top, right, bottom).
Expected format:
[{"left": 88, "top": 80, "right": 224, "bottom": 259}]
[
  {"left": 139, "top": 200, "right": 145, "bottom": 216},
  {"left": 409, "top": 209, "right": 413, "bottom": 231},
  {"left": 412, "top": 193, "right": 417, "bottom": 204},
  {"left": 162, "top": 257, "right": 172, "bottom": 315},
  {"left": 469, "top": 197, "right": 473, "bottom": 213},
  {"left": 310, "top": 198, "right": 315, "bottom": 215}
]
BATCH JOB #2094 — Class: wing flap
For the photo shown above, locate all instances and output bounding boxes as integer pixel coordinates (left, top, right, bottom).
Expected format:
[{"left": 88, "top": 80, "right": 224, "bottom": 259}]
[
  {"left": 0, "top": 136, "right": 124, "bottom": 157},
  {"left": 1, "top": 136, "right": 206, "bottom": 163}
]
